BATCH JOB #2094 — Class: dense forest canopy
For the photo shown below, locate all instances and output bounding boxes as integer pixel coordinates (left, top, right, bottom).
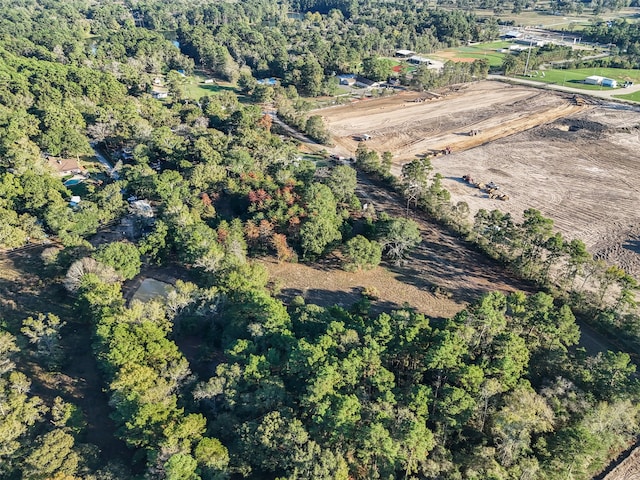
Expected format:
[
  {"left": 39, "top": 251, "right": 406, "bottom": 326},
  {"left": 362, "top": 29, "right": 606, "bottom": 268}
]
[{"left": 0, "top": 0, "right": 639, "bottom": 479}]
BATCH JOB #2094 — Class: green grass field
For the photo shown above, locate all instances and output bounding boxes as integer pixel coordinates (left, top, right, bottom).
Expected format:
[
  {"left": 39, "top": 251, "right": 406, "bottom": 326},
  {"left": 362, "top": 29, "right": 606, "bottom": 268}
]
[
  {"left": 431, "top": 41, "right": 512, "bottom": 66},
  {"left": 516, "top": 67, "right": 640, "bottom": 90},
  {"left": 614, "top": 90, "right": 640, "bottom": 101},
  {"left": 183, "top": 72, "right": 237, "bottom": 100}
]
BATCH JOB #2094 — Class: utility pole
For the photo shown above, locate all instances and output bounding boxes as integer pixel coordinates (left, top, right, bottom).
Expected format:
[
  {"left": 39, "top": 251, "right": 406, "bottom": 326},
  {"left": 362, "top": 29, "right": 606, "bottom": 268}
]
[{"left": 523, "top": 38, "right": 533, "bottom": 77}]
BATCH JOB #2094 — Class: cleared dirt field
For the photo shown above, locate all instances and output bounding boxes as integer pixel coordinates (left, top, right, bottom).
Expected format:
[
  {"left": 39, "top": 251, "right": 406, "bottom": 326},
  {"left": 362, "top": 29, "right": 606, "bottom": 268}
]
[
  {"left": 432, "top": 104, "right": 640, "bottom": 277},
  {"left": 322, "top": 81, "right": 640, "bottom": 277},
  {"left": 325, "top": 81, "right": 585, "bottom": 162}
]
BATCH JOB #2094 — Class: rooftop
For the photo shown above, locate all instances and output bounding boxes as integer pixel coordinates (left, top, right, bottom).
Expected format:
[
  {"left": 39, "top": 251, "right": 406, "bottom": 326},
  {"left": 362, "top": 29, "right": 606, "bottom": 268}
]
[{"left": 46, "top": 156, "right": 84, "bottom": 175}]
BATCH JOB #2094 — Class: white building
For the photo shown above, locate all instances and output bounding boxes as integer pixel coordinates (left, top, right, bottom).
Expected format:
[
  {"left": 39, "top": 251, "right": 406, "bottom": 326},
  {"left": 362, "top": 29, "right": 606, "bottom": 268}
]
[
  {"left": 407, "top": 55, "right": 432, "bottom": 65},
  {"left": 395, "top": 49, "right": 415, "bottom": 57},
  {"left": 584, "top": 75, "right": 604, "bottom": 85},
  {"left": 504, "top": 30, "right": 522, "bottom": 38}
]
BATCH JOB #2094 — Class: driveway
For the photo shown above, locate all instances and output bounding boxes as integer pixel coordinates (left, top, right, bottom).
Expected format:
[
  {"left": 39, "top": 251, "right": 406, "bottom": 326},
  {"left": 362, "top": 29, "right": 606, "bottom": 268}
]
[{"left": 487, "top": 74, "right": 640, "bottom": 101}]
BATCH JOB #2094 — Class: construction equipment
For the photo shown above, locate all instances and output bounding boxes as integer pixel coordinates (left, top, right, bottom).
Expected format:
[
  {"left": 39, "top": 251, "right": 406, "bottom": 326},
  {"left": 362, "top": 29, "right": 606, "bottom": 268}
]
[
  {"left": 462, "top": 174, "right": 474, "bottom": 183},
  {"left": 432, "top": 146, "right": 451, "bottom": 157},
  {"left": 489, "top": 191, "right": 509, "bottom": 201}
]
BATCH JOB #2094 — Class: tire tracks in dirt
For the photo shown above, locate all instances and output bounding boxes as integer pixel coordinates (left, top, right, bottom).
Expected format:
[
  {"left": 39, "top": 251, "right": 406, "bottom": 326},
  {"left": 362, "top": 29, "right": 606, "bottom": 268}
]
[{"left": 354, "top": 173, "right": 533, "bottom": 302}]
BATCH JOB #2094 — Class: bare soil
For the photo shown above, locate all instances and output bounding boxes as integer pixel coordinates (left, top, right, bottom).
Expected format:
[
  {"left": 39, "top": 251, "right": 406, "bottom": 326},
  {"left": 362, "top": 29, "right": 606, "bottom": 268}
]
[
  {"left": 431, "top": 103, "right": 640, "bottom": 277},
  {"left": 131, "top": 278, "right": 172, "bottom": 303},
  {"left": 324, "top": 81, "right": 585, "bottom": 163},
  {"left": 320, "top": 81, "right": 640, "bottom": 277}
]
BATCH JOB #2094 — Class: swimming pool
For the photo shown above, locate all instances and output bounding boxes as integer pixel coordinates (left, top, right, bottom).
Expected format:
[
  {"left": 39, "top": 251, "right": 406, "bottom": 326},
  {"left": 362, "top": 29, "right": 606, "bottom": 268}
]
[{"left": 64, "top": 178, "right": 84, "bottom": 186}]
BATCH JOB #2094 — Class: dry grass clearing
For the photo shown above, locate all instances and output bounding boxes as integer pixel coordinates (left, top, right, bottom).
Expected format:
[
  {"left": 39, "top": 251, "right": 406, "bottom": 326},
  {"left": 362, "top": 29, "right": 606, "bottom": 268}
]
[
  {"left": 260, "top": 172, "right": 532, "bottom": 319},
  {"left": 261, "top": 257, "right": 463, "bottom": 319}
]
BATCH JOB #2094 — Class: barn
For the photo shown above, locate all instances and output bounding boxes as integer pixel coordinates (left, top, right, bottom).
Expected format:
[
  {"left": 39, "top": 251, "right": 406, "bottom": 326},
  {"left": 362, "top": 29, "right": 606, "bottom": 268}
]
[{"left": 584, "top": 75, "right": 604, "bottom": 85}]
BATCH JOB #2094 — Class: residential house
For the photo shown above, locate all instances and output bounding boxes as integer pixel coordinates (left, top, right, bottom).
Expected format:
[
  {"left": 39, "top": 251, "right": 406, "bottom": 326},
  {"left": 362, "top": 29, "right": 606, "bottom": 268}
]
[{"left": 46, "top": 156, "right": 84, "bottom": 177}]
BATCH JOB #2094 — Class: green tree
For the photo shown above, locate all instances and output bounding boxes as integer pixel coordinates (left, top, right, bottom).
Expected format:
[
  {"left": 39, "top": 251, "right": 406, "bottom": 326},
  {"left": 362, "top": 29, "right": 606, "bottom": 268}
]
[
  {"left": 22, "top": 429, "right": 79, "bottom": 480},
  {"left": 194, "top": 437, "right": 229, "bottom": 472},
  {"left": 581, "top": 351, "right": 636, "bottom": 399},
  {"left": 166, "top": 70, "right": 187, "bottom": 101},
  {"left": 402, "top": 157, "right": 433, "bottom": 213},
  {"left": 324, "top": 165, "right": 357, "bottom": 204},
  {"left": 93, "top": 241, "right": 142, "bottom": 280},
  {"left": 342, "top": 235, "right": 382, "bottom": 271},
  {"left": 355, "top": 143, "right": 381, "bottom": 174},
  {"left": 299, "top": 184, "right": 342, "bottom": 257},
  {"left": 491, "top": 383, "right": 554, "bottom": 467},
  {"left": 37, "top": 101, "right": 91, "bottom": 156},
  {"left": 300, "top": 55, "right": 324, "bottom": 96},
  {"left": 305, "top": 115, "right": 330, "bottom": 144},
  {"left": 164, "top": 453, "right": 200, "bottom": 480},
  {"left": 361, "top": 56, "right": 394, "bottom": 82},
  {"left": 0, "top": 334, "right": 46, "bottom": 475},
  {"left": 139, "top": 220, "right": 170, "bottom": 264}
]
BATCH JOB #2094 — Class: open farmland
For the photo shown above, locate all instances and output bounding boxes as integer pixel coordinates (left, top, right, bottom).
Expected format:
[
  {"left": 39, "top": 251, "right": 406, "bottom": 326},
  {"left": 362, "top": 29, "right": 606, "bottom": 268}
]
[{"left": 322, "top": 81, "right": 640, "bottom": 277}]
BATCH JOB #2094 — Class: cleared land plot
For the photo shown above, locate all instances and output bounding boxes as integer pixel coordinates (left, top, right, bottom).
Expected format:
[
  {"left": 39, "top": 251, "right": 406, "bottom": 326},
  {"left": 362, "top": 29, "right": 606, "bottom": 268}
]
[
  {"left": 261, "top": 170, "right": 533, "bottom": 320},
  {"left": 431, "top": 104, "right": 640, "bottom": 277},
  {"left": 321, "top": 80, "right": 640, "bottom": 277},
  {"left": 324, "top": 81, "right": 584, "bottom": 164},
  {"left": 183, "top": 72, "right": 237, "bottom": 100},
  {"left": 470, "top": 7, "right": 640, "bottom": 28}
]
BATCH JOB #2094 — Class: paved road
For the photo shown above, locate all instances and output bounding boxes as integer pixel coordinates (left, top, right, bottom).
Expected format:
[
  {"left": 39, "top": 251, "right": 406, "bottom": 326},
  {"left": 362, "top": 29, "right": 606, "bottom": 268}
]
[{"left": 488, "top": 74, "right": 640, "bottom": 101}]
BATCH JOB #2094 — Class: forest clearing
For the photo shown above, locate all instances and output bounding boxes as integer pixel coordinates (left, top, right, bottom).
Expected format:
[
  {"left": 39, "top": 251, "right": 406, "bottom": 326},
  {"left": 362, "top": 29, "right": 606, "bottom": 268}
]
[
  {"left": 260, "top": 169, "right": 531, "bottom": 320},
  {"left": 323, "top": 81, "right": 640, "bottom": 277}
]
